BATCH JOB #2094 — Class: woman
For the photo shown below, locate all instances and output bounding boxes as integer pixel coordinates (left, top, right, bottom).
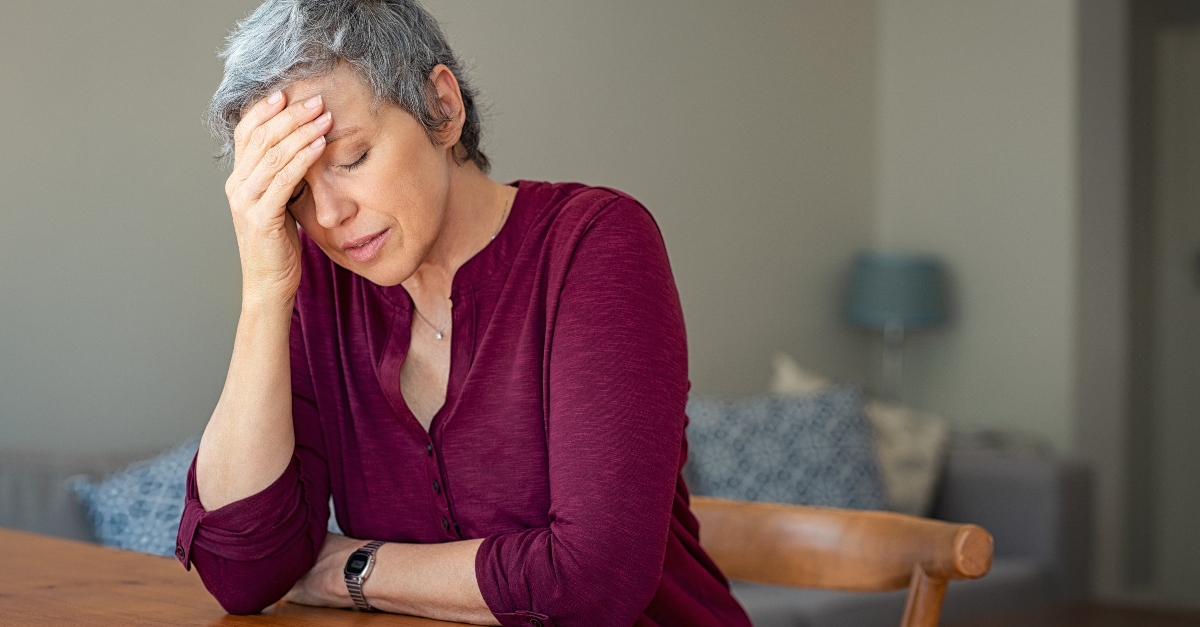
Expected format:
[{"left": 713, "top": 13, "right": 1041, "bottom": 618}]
[{"left": 177, "top": 1, "right": 752, "bottom": 625}]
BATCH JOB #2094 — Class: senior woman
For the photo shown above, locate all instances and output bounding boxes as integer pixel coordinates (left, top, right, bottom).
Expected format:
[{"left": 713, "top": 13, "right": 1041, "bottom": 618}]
[{"left": 176, "top": 1, "right": 752, "bottom": 626}]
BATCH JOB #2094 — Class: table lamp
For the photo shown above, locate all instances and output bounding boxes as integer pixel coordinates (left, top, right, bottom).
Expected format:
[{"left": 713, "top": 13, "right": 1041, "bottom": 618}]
[{"left": 845, "top": 252, "right": 947, "bottom": 402}]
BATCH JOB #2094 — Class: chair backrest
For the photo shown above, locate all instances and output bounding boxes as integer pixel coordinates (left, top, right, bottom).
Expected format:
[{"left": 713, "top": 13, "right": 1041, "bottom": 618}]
[{"left": 692, "top": 496, "right": 993, "bottom": 627}]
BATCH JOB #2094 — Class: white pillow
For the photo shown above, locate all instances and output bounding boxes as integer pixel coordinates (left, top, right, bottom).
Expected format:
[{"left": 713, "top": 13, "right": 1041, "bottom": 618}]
[{"left": 770, "top": 353, "right": 950, "bottom": 517}]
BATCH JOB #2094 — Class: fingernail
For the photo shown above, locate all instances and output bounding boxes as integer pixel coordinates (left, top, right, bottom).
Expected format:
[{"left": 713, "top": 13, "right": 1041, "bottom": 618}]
[
  {"left": 304, "top": 95, "right": 323, "bottom": 109},
  {"left": 317, "top": 112, "right": 332, "bottom": 125},
  {"left": 310, "top": 135, "right": 326, "bottom": 150},
  {"left": 267, "top": 91, "right": 282, "bottom": 105}
]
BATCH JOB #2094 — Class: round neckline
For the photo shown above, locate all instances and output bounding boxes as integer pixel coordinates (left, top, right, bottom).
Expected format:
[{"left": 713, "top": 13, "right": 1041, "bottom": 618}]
[{"left": 377, "top": 179, "right": 534, "bottom": 309}]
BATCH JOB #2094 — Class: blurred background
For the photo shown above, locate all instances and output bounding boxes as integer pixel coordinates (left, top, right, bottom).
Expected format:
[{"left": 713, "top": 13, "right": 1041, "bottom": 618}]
[{"left": 0, "top": 0, "right": 1196, "bottom": 620}]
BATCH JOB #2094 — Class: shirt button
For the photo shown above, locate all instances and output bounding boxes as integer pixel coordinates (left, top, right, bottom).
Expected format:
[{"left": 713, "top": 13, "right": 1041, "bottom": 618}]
[
  {"left": 426, "top": 442, "right": 433, "bottom": 456},
  {"left": 432, "top": 479, "right": 441, "bottom": 494},
  {"left": 441, "top": 516, "right": 451, "bottom": 531},
  {"left": 529, "top": 619, "right": 543, "bottom": 627},
  {"left": 175, "top": 544, "right": 184, "bottom": 558}
]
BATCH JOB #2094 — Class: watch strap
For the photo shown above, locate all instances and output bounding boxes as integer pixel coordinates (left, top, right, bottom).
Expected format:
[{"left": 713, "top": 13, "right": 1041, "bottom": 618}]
[{"left": 345, "top": 540, "right": 385, "bottom": 611}]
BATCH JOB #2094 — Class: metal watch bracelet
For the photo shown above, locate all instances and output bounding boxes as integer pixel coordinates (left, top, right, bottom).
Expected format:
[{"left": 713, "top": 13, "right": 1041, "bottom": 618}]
[{"left": 344, "top": 540, "right": 386, "bottom": 611}]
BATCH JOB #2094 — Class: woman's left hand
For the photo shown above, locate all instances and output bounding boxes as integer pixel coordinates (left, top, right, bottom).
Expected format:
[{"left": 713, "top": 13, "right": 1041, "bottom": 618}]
[{"left": 284, "top": 532, "right": 363, "bottom": 608}]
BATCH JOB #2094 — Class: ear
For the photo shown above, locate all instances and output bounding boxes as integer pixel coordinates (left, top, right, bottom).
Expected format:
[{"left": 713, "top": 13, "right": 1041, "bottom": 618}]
[{"left": 428, "top": 64, "right": 466, "bottom": 148}]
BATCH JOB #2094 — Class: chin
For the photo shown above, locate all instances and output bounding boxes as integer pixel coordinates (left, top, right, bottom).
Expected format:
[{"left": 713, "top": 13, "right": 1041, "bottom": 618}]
[{"left": 347, "top": 256, "right": 416, "bottom": 288}]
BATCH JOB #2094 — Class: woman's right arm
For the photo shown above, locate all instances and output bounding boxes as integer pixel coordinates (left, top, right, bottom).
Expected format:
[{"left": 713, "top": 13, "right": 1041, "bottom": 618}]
[
  {"left": 175, "top": 91, "right": 336, "bottom": 614},
  {"left": 196, "top": 90, "right": 330, "bottom": 510}
]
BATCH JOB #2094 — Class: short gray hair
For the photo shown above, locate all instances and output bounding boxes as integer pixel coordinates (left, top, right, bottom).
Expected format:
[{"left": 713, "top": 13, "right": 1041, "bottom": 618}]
[{"left": 207, "top": 0, "right": 489, "bottom": 172}]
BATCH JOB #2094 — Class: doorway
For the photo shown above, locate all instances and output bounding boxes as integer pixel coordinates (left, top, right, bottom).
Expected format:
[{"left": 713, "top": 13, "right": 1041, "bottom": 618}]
[{"left": 1128, "top": 0, "right": 1200, "bottom": 608}]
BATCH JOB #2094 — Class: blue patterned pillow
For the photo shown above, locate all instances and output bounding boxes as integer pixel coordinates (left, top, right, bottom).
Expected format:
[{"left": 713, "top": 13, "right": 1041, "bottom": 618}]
[
  {"left": 685, "top": 386, "right": 887, "bottom": 510},
  {"left": 71, "top": 437, "right": 199, "bottom": 556}
]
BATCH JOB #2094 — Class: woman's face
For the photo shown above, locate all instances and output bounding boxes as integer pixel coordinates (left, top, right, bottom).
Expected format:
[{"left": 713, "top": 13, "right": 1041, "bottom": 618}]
[{"left": 280, "top": 64, "right": 457, "bottom": 287}]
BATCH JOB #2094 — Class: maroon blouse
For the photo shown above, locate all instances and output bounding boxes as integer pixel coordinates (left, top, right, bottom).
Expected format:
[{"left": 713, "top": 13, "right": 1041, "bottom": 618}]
[{"left": 175, "top": 181, "right": 752, "bottom": 627}]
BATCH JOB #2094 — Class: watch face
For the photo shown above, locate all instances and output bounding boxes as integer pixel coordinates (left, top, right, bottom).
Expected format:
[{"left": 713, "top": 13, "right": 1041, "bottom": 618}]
[{"left": 346, "top": 552, "right": 371, "bottom": 576}]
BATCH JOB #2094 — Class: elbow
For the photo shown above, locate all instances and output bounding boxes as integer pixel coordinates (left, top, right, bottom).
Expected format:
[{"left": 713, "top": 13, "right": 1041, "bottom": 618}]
[
  {"left": 218, "top": 594, "right": 274, "bottom": 617},
  {"left": 204, "top": 570, "right": 295, "bottom": 616},
  {"left": 193, "top": 549, "right": 309, "bottom": 616},
  {"left": 208, "top": 572, "right": 297, "bottom": 616}
]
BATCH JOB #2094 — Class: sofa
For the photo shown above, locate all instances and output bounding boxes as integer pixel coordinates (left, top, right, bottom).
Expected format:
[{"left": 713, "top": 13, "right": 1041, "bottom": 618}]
[
  {"left": 0, "top": 443, "right": 1090, "bottom": 627},
  {"left": 727, "top": 447, "right": 1092, "bottom": 627}
]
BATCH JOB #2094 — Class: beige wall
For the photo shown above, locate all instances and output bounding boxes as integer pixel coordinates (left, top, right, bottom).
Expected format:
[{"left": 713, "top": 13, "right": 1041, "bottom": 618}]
[
  {"left": 0, "top": 1, "right": 260, "bottom": 452},
  {"left": 874, "top": 0, "right": 1080, "bottom": 451},
  {"left": 423, "top": 0, "right": 878, "bottom": 397},
  {"left": 0, "top": 1, "right": 879, "bottom": 451}
]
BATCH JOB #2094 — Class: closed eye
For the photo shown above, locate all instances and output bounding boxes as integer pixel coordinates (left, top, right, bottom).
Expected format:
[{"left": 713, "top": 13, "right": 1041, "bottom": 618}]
[
  {"left": 341, "top": 151, "right": 369, "bottom": 171},
  {"left": 288, "top": 183, "right": 306, "bottom": 205}
]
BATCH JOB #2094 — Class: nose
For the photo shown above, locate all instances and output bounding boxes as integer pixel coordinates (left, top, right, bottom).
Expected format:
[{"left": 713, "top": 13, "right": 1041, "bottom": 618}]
[{"left": 310, "top": 182, "right": 357, "bottom": 229}]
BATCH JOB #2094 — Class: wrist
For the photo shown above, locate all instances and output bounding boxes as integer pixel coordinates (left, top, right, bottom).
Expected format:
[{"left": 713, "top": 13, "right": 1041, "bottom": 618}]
[
  {"left": 343, "top": 540, "right": 387, "bottom": 611},
  {"left": 239, "top": 292, "right": 295, "bottom": 318}
]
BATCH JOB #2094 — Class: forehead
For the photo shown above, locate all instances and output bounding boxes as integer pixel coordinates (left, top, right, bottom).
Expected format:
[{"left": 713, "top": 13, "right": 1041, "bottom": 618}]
[{"left": 283, "top": 64, "right": 377, "bottom": 123}]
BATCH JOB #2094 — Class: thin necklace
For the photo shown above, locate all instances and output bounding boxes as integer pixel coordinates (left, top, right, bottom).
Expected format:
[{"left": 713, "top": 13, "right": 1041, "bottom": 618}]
[
  {"left": 412, "top": 306, "right": 448, "bottom": 340},
  {"left": 413, "top": 191, "right": 514, "bottom": 340}
]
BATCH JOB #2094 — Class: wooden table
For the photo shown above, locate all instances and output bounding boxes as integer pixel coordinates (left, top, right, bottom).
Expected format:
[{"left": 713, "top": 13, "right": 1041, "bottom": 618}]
[{"left": 0, "top": 527, "right": 472, "bottom": 626}]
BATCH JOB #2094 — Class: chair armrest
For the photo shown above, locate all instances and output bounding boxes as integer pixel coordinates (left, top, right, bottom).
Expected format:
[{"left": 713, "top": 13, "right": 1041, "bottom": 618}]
[
  {"left": 692, "top": 496, "right": 992, "bottom": 592},
  {"left": 930, "top": 449, "right": 1093, "bottom": 600}
]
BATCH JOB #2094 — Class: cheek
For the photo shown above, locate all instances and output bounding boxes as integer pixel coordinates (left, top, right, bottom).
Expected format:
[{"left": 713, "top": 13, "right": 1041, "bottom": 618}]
[{"left": 377, "top": 144, "right": 452, "bottom": 234}]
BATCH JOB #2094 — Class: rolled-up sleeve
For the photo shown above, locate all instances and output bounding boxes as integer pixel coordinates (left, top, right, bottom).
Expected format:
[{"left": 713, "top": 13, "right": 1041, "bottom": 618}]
[
  {"left": 175, "top": 309, "right": 331, "bottom": 615},
  {"left": 475, "top": 197, "right": 690, "bottom": 627}
]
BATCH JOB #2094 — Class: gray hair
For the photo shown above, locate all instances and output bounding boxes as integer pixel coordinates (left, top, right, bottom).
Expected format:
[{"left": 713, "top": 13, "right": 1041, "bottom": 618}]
[{"left": 207, "top": 0, "right": 489, "bottom": 172}]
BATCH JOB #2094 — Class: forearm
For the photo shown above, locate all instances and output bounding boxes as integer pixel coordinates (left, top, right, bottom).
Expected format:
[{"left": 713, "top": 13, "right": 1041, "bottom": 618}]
[
  {"left": 369, "top": 539, "right": 497, "bottom": 624},
  {"left": 297, "top": 535, "right": 498, "bottom": 625},
  {"left": 196, "top": 300, "right": 297, "bottom": 511}
]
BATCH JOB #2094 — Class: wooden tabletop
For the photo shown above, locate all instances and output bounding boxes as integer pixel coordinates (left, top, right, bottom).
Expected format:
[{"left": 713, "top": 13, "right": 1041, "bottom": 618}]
[{"left": 0, "top": 527, "right": 472, "bottom": 626}]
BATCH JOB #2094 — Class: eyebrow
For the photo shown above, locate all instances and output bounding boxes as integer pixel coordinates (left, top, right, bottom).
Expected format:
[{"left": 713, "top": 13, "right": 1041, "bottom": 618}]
[{"left": 325, "top": 126, "right": 361, "bottom": 145}]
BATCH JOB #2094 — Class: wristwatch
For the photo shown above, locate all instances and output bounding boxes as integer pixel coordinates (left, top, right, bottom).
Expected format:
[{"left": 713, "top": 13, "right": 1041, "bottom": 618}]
[{"left": 343, "top": 540, "right": 385, "bottom": 611}]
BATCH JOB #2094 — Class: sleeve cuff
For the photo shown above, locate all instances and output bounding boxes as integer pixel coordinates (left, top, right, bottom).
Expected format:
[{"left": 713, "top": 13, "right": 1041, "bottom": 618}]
[
  {"left": 475, "top": 530, "right": 558, "bottom": 627},
  {"left": 176, "top": 455, "right": 310, "bottom": 569},
  {"left": 491, "top": 611, "right": 554, "bottom": 627}
]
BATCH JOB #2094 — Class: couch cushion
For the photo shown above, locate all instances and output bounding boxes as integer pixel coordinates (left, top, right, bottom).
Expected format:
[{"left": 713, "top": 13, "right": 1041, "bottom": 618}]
[
  {"left": 70, "top": 438, "right": 200, "bottom": 556},
  {"left": 685, "top": 387, "right": 887, "bottom": 510},
  {"left": 729, "top": 557, "right": 1050, "bottom": 627},
  {"left": 770, "top": 353, "right": 950, "bottom": 517}
]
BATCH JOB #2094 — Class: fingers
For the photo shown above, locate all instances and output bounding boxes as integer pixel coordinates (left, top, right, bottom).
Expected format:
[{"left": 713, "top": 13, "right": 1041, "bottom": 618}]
[
  {"left": 255, "top": 134, "right": 327, "bottom": 216},
  {"left": 238, "top": 111, "right": 332, "bottom": 207},
  {"left": 229, "top": 94, "right": 327, "bottom": 190},
  {"left": 244, "top": 95, "right": 327, "bottom": 166},
  {"left": 232, "top": 90, "right": 286, "bottom": 164}
]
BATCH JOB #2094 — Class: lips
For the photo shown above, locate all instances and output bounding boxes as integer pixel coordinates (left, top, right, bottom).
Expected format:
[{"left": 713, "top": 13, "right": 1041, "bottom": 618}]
[{"left": 342, "top": 228, "right": 389, "bottom": 264}]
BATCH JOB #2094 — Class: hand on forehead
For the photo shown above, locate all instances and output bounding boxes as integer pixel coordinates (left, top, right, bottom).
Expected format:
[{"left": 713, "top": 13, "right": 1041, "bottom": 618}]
[{"left": 280, "top": 64, "right": 375, "bottom": 144}]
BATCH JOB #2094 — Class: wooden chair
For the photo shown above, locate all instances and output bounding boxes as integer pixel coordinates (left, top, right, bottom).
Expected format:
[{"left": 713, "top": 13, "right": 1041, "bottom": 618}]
[{"left": 692, "top": 496, "right": 994, "bottom": 627}]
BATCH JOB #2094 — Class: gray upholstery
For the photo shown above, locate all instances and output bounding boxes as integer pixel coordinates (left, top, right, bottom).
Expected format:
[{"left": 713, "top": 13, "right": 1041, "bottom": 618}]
[
  {"left": 932, "top": 449, "right": 1093, "bottom": 601},
  {"left": 731, "top": 557, "right": 1050, "bottom": 627},
  {"left": 729, "top": 449, "right": 1092, "bottom": 626},
  {"left": 0, "top": 447, "right": 154, "bottom": 542}
]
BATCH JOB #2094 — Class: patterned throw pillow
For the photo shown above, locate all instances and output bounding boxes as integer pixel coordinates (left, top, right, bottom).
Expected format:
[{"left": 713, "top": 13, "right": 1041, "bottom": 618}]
[
  {"left": 685, "top": 387, "right": 888, "bottom": 510},
  {"left": 770, "top": 352, "right": 951, "bottom": 517},
  {"left": 71, "top": 437, "right": 200, "bottom": 557}
]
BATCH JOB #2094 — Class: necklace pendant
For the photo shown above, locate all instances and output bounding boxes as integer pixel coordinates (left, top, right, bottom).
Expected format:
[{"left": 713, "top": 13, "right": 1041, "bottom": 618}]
[{"left": 435, "top": 331, "right": 444, "bottom": 340}]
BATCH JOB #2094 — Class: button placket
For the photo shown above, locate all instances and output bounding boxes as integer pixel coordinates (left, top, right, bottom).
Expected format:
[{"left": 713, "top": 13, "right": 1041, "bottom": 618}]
[{"left": 426, "top": 440, "right": 453, "bottom": 537}]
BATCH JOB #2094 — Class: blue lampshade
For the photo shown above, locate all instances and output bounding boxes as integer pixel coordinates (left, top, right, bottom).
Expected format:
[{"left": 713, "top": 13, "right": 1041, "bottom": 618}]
[{"left": 845, "top": 252, "right": 947, "bottom": 329}]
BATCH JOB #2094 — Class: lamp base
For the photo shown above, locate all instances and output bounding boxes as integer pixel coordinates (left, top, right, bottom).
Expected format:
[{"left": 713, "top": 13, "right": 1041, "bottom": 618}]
[{"left": 879, "top": 323, "right": 905, "bottom": 403}]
